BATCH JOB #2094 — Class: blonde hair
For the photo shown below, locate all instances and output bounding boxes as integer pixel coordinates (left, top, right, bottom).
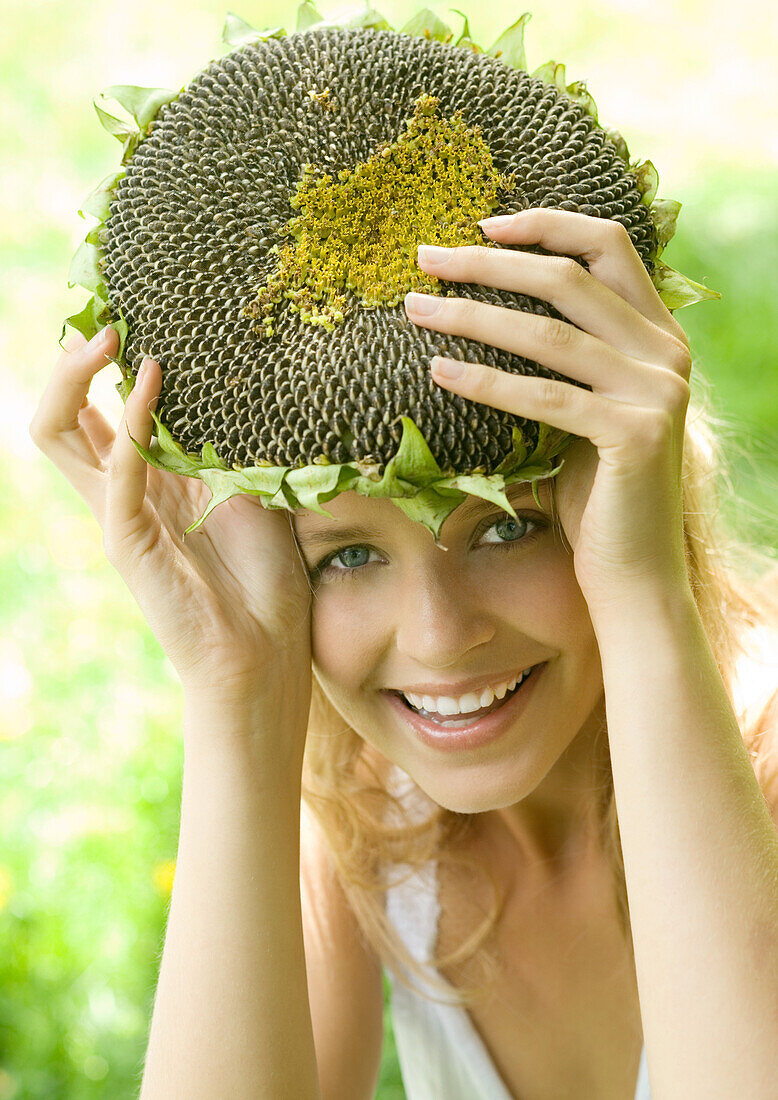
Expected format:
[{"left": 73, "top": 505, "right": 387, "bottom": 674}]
[{"left": 300, "top": 371, "right": 778, "bottom": 1009}]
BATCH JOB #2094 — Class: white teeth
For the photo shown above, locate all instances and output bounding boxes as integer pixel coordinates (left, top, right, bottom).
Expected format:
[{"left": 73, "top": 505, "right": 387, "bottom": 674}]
[
  {"left": 479, "top": 686, "right": 495, "bottom": 708},
  {"left": 403, "top": 667, "right": 534, "bottom": 716}
]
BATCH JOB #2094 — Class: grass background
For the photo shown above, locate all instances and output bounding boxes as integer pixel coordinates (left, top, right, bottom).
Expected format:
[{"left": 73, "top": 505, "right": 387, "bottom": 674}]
[{"left": 1, "top": 0, "right": 776, "bottom": 1095}]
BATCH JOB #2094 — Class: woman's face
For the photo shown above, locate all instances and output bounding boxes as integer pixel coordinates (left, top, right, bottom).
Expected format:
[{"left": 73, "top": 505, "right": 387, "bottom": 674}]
[{"left": 292, "top": 478, "right": 606, "bottom": 830}]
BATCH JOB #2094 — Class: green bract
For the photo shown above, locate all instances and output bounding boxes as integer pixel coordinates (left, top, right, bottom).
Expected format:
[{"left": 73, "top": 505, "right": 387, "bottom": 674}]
[{"left": 65, "top": 3, "right": 720, "bottom": 542}]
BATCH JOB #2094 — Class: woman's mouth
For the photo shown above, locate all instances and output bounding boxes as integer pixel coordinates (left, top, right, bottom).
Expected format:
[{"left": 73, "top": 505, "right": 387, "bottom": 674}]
[
  {"left": 393, "top": 668, "right": 534, "bottom": 727},
  {"left": 382, "top": 663, "right": 547, "bottom": 752}
]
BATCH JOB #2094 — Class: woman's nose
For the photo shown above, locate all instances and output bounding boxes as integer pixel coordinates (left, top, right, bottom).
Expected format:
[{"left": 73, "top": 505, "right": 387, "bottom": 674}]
[{"left": 393, "top": 568, "right": 495, "bottom": 665}]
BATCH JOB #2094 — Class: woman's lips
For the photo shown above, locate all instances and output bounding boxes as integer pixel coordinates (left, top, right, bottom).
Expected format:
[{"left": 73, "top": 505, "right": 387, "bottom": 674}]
[
  {"left": 382, "top": 662, "right": 547, "bottom": 752},
  {"left": 392, "top": 677, "right": 525, "bottom": 721}
]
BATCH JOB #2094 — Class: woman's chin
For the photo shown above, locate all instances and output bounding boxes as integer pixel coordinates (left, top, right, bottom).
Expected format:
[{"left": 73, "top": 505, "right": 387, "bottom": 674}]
[{"left": 404, "top": 762, "right": 541, "bottom": 816}]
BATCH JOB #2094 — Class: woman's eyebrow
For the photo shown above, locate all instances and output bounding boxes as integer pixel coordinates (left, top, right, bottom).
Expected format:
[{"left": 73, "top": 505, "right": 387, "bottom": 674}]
[
  {"left": 296, "top": 523, "right": 386, "bottom": 548},
  {"left": 295, "top": 483, "right": 541, "bottom": 547}
]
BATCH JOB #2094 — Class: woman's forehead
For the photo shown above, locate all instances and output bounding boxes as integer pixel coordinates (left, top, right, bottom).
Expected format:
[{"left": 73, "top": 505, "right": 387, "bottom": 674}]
[{"left": 292, "top": 479, "right": 552, "bottom": 538}]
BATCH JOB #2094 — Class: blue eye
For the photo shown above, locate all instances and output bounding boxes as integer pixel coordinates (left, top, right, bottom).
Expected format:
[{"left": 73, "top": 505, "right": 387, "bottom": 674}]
[
  {"left": 477, "top": 514, "right": 538, "bottom": 546},
  {"left": 334, "top": 546, "right": 373, "bottom": 569},
  {"left": 310, "top": 544, "right": 380, "bottom": 580},
  {"left": 309, "top": 511, "right": 545, "bottom": 582}
]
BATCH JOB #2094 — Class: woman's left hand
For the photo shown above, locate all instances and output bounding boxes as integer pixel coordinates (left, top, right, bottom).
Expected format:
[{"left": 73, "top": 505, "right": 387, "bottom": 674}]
[{"left": 405, "top": 209, "right": 694, "bottom": 613}]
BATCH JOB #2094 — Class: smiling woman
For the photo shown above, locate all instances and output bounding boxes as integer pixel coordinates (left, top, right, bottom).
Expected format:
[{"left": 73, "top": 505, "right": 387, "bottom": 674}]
[{"left": 33, "top": 4, "right": 778, "bottom": 1099}]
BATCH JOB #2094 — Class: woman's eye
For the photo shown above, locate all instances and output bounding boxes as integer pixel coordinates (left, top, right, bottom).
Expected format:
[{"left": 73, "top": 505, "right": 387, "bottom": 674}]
[
  {"left": 310, "top": 512, "right": 544, "bottom": 582},
  {"left": 331, "top": 546, "right": 376, "bottom": 570},
  {"left": 310, "top": 544, "right": 380, "bottom": 580},
  {"left": 476, "top": 513, "right": 542, "bottom": 547}
]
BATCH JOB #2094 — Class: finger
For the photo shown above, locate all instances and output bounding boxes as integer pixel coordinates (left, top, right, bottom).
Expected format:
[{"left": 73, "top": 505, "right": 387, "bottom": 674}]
[
  {"left": 78, "top": 401, "right": 116, "bottom": 457},
  {"left": 477, "top": 208, "right": 688, "bottom": 349},
  {"left": 429, "top": 357, "right": 652, "bottom": 454},
  {"left": 105, "top": 356, "right": 161, "bottom": 538},
  {"left": 39, "top": 326, "right": 119, "bottom": 438},
  {"left": 405, "top": 293, "right": 687, "bottom": 407},
  {"left": 30, "top": 327, "right": 119, "bottom": 508},
  {"left": 416, "top": 242, "right": 686, "bottom": 372}
]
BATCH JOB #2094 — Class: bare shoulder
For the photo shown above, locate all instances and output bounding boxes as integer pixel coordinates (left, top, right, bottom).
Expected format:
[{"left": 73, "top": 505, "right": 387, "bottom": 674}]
[{"left": 300, "top": 798, "right": 385, "bottom": 1100}]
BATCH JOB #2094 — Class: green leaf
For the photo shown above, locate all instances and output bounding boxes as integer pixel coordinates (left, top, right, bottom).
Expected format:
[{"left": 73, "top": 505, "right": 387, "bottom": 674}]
[
  {"left": 106, "top": 313, "right": 129, "bottom": 363},
  {"left": 93, "top": 102, "right": 136, "bottom": 142},
  {"left": 126, "top": 426, "right": 199, "bottom": 479},
  {"left": 222, "top": 12, "right": 286, "bottom": 47},
  {"left": 492, "top": 426, "right": 529, "bottom": 476},
  {"left": 532, "top": 60, "right": 567, "bottom": 91},
  {"left": 387, "top": 487, "right": 465, "bottom": 542},
  {"left": 449, "top": 7, "right": 471, "bottom": 42},
  {"left": 563, "top": 79, "right": 598, "bottom": 122},
  {"left": 649, "top": 198, "right": 681, "bottom": 254},
  {"left": 60, "top": 293, "right": 109, "bottom": 346},
  {"left": 603, "top": 127, "right": 629, "bottom": 163},
  {"left": 439, "top": 473, "right": 516, "bottom": 516},
  {"left": 238, "top": 465, "right": 292, "bottom": 498},
  {"left": 266, "top": 480, "right": 298, "bottom": 513},
  {"left": 284, "top": 463, "right": 344, "bottom": 515},
  {"left": 486, "top": 13, "right": 531, "bottom": 71},
  {"left": 116, "top": 375, "right": 133, "bottom": 401},
  {"left": 633, "top": 159, "right": 659, "bottom": 206},
  {"left": 399, "top": 7, "right": 453, "bottom": 40},
  {"left": 183, "top": 474, "right": 245, "bottom": 535},
  {"left": 67, "top": 236, "right": 104, "bottom": 295},
  {"left": 399, "top": 7, "right": 451, "bottom": 40},
  {"left": 344, "top": 6, "right": 393, "bottom": 31},
  {"left": 652, "top": 261, "right": 722, "bottom": 311},
  {"left": 153, "top": 413, "right": 203, "bottom": 473},
  {"left": 389, "top": 416, "right": 444, "bottom": 484},
  {"left": 78, "top": 169, "right": 126, "bottom": 221},
  {"left": 296, "top": 1, "right": 323, "bottom": 31},
  {"left": 527, "top": 423, "right": 571, "bottom": 465},
  {"left": 200, "top": 441, "right": 228, "bottom": 470},
  {"left": 93, "top": 101, "right": 142, "bottom": 162},
  {"left": 100, "top": 85, "right": 178, "bottom": 131}
]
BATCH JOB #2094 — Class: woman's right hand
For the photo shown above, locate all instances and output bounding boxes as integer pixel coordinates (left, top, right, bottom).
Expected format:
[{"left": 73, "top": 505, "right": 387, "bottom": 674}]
[{"left": 30, "top": 327, "right": 314, "bottom": 742}]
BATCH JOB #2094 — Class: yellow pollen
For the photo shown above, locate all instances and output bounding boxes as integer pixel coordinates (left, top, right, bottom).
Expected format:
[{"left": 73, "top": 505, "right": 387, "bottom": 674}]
[{"left": 243, "top": 93, "right": 518, "bottom": 338}]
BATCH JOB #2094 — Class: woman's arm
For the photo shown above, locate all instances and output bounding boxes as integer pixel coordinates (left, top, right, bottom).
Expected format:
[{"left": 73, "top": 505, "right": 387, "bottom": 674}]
[
  {"left": 30, "top": 333, "right": 321, "bottom": 1097},
  {"left": 591, "top": 579, "right": 778, "bottom": 1100},
  {"left": 139, "top": 693, "right": 322, "bottom": 1100},
  {"left": 406, "top": 207, "right": 778, "bottom": 1097}
]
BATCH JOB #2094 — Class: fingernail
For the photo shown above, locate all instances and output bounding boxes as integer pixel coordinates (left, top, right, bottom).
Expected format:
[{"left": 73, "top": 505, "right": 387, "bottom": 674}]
[
  {"left": 89, "top": 327, "right": 109, "bottom": 346},
  {"left": 137, "top": 357, "right": 150, "bottom": 383},
  {"left": 478, "top": 214, "right": 513, "bottom": 229},
  {"left": 431, "top": 356, "right": 464, "bottom": 380},
  {"left": 418, "top": 244, "right": 452, "bottom": 264},
  {"left": 405, "top": 292, "right": 441, "bottom": 316}
]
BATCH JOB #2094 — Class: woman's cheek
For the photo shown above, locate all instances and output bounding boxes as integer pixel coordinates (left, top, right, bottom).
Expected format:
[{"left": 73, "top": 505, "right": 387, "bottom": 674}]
[
  {"left": 310, "top": 583, "right": 387, "bottom": 692},
  {"left": 496, "top": 542, "right": 591, "bottom": 640}
]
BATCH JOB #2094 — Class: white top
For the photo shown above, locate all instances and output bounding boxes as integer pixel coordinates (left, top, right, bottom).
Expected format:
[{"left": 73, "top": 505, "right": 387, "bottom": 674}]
[{"left": 381, "top": 765, "right": 652, "bottom": 1100}]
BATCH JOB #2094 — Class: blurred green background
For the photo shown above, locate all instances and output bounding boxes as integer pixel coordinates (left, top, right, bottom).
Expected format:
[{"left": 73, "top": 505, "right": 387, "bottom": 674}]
[{"left": 1, "top": 0, "right": 776, "bottom": 1096}]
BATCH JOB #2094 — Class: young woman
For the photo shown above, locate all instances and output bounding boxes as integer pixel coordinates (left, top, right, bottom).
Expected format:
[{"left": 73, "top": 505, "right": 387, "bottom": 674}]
[{"left": 32, "top": 209, "right": 778, "bottom": 1099}]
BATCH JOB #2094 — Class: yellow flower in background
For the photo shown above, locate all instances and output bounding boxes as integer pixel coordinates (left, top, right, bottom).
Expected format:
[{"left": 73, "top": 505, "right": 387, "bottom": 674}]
[
  {"left": 0, "top": 866, "right": 14, "bottom": 913},
  {"left": 151, "top": 859, "right": 176, "bottom": 897}
]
